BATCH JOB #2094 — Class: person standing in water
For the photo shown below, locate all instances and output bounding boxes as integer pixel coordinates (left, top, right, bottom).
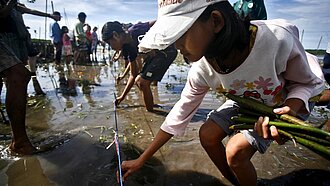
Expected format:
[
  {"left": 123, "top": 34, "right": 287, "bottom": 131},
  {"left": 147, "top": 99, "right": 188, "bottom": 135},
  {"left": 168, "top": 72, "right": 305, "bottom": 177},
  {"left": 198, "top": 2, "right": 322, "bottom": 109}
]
[{"left": 102, "top": 21, "right": 177, "bottom": 112}]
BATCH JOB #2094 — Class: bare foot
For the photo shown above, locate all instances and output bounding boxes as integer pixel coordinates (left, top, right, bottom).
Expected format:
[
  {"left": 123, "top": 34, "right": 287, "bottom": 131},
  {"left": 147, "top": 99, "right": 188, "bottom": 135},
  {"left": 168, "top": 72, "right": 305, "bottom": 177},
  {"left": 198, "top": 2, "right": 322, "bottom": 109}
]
[{"left": 9, "top": 141, "right": 37, "bottom": 156}]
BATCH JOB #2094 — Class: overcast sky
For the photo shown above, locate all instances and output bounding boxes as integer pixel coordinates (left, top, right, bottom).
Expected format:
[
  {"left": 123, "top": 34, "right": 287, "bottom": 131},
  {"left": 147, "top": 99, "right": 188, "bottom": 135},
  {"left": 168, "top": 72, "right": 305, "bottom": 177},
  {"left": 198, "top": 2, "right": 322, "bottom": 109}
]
[{"left": 22, "top": 0, "right": 330, "bottom": 50}]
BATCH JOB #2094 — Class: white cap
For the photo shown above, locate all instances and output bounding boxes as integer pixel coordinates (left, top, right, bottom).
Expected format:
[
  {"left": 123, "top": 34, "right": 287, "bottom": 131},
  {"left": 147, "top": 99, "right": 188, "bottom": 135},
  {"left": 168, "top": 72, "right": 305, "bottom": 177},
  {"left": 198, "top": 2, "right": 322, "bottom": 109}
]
[{"left": 139, "top": 0, "right": 228, "bottom": 52}]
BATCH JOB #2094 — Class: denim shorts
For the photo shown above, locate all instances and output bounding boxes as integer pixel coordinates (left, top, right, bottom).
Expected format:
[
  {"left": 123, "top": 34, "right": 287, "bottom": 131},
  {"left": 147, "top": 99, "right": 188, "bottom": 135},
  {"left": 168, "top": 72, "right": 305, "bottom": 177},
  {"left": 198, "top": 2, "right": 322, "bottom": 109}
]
[
  {"left": 140, "top": 48, "right": 178, "bottom": 81},
  {"left": 0, "top": 40, "right": 22, "bottom": 73},
  {"left": 208, "top": 99, "right": 274, "bottom": 154}
]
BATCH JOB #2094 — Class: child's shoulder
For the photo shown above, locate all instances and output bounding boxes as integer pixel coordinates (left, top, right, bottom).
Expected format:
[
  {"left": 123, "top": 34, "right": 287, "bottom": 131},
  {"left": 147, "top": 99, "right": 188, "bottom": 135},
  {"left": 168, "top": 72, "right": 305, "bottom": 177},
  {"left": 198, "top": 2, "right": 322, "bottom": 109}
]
[{"left": 251, "top": 19, "right": 299, "bottom": 38}]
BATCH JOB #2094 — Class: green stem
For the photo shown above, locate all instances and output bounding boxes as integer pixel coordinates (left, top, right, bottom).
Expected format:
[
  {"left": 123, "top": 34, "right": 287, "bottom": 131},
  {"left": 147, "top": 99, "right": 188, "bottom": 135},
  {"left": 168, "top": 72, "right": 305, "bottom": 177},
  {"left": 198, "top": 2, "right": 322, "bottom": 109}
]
[
  {"left": 287, "top": 131, "right": 330, "bottom": 146},
  {"left": 294, "top": 136, "right": 330, "bottom": 160},
  {"left": 228, "top": 124, "right": 330, "bottom": 160},
  {"left": 280, "top": 114, "right": 312, "bottom": 127},
  {"left": 232, "top": 116, "right": 330, "bottom": 139},
  {"left": 223, "top": 92, "right": 277, "bottom": 118},
  {"left": 278, "top": 129, "right": 297, "bottom": 147},
  {"left": 223, "top": 92, "right": 312, "bottom": 126}
]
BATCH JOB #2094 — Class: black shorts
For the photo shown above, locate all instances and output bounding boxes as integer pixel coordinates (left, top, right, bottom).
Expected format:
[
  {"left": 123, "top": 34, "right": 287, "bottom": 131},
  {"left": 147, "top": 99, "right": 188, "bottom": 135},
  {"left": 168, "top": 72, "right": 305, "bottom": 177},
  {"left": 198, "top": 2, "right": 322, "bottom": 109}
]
[
  {"left": 0, "top": 40, "right": 22, "bottom": 73},
  {"left": 140, "top": 47, "right": 178, "bottom": 81}
]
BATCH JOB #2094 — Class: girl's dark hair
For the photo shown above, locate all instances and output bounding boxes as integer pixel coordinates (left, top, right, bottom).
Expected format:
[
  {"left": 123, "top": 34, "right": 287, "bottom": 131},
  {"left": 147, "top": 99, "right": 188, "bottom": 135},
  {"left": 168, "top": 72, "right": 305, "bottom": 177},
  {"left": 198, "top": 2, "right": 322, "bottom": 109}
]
[
  {"left": 60, "top": 26, "right": 68, "bottom": 39},
  {"left": 199, "top": 1, "right": 250, "bottom": 60},
  {"left": 61, "top": 26, "right": 68, "bottom": 33},
  {"left": 101, "top": 21, "right": 125, "bottom": 41}
]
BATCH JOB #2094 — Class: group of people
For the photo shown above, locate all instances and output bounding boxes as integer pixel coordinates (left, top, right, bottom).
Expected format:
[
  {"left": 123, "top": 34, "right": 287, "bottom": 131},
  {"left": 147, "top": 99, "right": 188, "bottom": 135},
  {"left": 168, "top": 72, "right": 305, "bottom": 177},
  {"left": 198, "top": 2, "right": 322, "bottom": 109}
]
[
  {"left": 50, "top": 11, "right": 101, "bottom": 66},
  {"left": 1, "top": 0, "right": 330, "bottom": 185}
]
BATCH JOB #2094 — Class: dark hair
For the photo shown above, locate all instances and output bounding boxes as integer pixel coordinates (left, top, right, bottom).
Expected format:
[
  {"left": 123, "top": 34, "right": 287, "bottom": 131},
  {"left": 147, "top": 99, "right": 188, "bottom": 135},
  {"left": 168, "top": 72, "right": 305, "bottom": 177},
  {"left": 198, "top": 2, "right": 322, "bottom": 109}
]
[
  {"left": 78, "top": 12, "right": 87, "bottom": 19},
  {"left": 53, "top": 11, "right": 61, "bottom": 16},
  {"left": 61, "top": 26, "right": 68, "bottom": 33},
  {"left": 199, "top": 1, "right": 250, "bottom": 60},
  {"left": 101, "top": 21, "right": 125, "bottom": 41},
  {"left": 60, "top": 26, "right": 68, "bottom": 40}
]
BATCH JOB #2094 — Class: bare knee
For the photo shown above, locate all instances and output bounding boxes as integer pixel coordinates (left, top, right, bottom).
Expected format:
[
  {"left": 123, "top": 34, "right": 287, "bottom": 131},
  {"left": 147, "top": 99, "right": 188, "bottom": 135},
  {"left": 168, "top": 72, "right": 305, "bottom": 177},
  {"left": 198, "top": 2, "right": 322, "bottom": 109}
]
[
  {"left": 199, "top": 121, "right": 225, "bottom": 148},
  {"left": 226, "top": 137, "right": 254, "bottom": 169},
  {"left": 226, "top": 144, "right": 245, "bottom": 169},
  {"left": 135, "top": 76, "right": 150, "bottom": 90}
]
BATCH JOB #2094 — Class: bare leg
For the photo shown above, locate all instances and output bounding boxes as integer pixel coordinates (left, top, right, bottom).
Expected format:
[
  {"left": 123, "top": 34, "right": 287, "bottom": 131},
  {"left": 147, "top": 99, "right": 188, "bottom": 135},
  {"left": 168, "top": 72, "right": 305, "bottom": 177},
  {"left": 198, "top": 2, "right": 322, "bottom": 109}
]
[
  {"left": 151, "top": 81, "right": 158, "bottom": 86},
  {"left": 65, "top": 56, "right": 72, "bottom": 66},
  {"left": 4, "top": 64, "right": 36, "bottom": 155},
  {"left": 28, "top": 56, "right": 37, "bottom": 75},
  {"left": 199, "top": 120, "right": 239, "bottom": 185},
  {"left": 28, "top": 56, "right": 45, "bottom": 95},
  {"left": 135, "top": 75, "right": 154, "bottom": 112},
  {"left": 326, "top": 119, "right": 330, "bottom": 132},
  {"left": 226, "top": 133, "right": 257, "bottom": 186}
]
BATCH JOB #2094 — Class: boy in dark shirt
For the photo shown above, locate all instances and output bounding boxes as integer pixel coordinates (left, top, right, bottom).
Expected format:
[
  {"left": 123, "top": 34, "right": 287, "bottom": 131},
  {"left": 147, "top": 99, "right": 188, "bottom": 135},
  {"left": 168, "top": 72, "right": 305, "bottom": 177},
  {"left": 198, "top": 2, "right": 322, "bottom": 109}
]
[{"left": 102, "top": 21, "right": 177, "bottom": 112}]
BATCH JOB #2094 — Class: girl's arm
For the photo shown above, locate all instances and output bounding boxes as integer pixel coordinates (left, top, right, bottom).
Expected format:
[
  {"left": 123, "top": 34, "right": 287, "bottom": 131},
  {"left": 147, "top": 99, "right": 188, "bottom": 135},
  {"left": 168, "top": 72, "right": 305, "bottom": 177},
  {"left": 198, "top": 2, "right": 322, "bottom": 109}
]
[
  {"left": 16, "top": 3, "right": 58, "bottom": 20},
  {"left": 112, "top": 51, "right": 122, "bottom": 61},
  {"left": 121, "top": 129, "right": 173, "bottom": 181},
  {"left": 119, "top": 60, "right": 211, "bottom": 181},
  {"left": 117, "top": 60, "right": 130, "bottom": 82},
  {"left": 115, "top": 60, "right": 138, "bottom": 106},
  {"left": 281, "top": 31, "right": 324, "bottom": 114}
]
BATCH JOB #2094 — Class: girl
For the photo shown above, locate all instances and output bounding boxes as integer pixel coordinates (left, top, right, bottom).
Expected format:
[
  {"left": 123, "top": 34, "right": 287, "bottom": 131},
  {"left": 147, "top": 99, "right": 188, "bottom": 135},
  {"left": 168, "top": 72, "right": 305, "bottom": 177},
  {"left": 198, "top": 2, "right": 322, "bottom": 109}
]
[
  {"left": 120, "top": 0, "right": 324, "bottom": 185},
  {"left": 61, "top": 26, "right": 73, "bottom": 65},
  {"left": 102, "top": 21, "right": 177, "bottom": 112},
  {"left": 85, "top": 24, "right": 92, "bottom": 59}
]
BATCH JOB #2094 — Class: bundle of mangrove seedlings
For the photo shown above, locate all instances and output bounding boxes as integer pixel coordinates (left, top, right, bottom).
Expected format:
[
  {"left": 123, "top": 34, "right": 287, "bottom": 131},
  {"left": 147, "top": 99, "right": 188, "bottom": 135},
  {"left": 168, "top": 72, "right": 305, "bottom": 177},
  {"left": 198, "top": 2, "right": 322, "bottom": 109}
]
[{"left": 223, "top": 92, "right": 330, "bottom": 160}]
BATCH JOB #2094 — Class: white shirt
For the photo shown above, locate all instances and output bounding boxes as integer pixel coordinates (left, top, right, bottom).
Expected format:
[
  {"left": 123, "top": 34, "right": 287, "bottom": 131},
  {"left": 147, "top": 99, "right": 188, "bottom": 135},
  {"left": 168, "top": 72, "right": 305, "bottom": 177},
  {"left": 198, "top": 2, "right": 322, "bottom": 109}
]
[{"left": 161, "top": 19, "right": 325, "bottom": 136}]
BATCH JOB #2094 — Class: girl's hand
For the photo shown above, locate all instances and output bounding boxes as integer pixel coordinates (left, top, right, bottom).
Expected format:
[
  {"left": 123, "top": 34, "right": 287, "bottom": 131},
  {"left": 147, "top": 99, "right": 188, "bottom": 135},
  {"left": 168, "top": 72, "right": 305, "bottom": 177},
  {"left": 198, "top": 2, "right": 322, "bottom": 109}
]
[
  {"left": 117, "top": 159, "right": 144, "bottom": 182},
  {"left": 116, "top": 75, "right": 123, "bottom": 84},
  {"left": 254, "top": 106, "right": 293, "bottom": 145},
  {"left": 114, "top": 96, "right": 123, "bottom": 106}
]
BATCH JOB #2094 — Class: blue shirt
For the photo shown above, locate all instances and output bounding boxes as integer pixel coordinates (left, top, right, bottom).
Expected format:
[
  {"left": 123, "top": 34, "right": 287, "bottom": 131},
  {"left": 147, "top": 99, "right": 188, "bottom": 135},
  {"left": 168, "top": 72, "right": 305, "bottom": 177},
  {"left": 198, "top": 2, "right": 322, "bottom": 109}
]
[{"left": 50, "top": 21, "right": 61, "bottom": 43}]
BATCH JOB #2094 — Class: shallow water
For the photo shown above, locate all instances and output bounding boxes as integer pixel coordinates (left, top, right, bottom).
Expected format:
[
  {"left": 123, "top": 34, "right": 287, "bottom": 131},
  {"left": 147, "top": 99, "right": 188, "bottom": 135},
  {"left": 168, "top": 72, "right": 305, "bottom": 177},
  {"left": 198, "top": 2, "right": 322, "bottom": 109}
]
[{"left": 0, "top": 53, "right": 330, "bottom": 186}]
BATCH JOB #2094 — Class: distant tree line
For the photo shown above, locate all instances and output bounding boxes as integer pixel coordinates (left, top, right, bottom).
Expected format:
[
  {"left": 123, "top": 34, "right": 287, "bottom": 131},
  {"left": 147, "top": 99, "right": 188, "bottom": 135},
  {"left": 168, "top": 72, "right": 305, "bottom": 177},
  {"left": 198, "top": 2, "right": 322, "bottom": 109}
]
[{"left": 306, "top": 49, "right": 326, "bottom": 56}]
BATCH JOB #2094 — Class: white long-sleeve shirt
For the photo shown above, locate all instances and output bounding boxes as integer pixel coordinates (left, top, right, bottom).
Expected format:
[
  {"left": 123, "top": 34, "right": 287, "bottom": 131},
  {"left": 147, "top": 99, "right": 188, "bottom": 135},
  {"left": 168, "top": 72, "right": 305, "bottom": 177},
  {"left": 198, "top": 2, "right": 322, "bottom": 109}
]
[{"left": 161, "top": 19, "right": 325, "bottom": 136}]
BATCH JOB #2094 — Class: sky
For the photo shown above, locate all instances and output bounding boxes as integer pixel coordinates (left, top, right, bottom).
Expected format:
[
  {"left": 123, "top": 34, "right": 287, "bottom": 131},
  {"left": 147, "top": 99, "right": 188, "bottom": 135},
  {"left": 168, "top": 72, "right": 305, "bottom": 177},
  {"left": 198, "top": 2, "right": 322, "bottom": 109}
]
[{"left": 22, "top": 0, "right": 330, "bottom": 50}]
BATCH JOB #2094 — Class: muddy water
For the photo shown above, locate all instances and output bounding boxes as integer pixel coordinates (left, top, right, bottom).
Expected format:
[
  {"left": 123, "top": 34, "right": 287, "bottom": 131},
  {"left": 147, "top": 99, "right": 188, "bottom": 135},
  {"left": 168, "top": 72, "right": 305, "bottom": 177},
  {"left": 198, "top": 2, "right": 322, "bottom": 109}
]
[{"left": 0, "top": 54, "right": 330, "bottom": 186}]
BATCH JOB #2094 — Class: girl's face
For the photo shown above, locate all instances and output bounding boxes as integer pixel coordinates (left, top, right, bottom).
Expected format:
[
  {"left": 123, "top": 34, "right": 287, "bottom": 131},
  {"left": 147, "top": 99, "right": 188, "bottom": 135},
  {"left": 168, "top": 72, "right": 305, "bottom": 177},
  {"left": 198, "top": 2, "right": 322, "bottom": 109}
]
[
  {"left": 175, "top": 11, "right": 224, "bottom": 62},
  {"left": 79, "top": 17, "right": 86, "bottom": 23},
  {"left": 105, "top": 32, "right": 122, "bottom": 51}
]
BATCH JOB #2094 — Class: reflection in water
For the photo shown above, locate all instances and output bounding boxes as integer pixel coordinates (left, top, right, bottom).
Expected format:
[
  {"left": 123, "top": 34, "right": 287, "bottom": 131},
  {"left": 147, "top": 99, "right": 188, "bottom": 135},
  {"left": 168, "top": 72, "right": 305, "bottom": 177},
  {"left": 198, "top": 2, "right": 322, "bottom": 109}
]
[{"left": 6, "top": 157, "right": 54, "bottom": 186}]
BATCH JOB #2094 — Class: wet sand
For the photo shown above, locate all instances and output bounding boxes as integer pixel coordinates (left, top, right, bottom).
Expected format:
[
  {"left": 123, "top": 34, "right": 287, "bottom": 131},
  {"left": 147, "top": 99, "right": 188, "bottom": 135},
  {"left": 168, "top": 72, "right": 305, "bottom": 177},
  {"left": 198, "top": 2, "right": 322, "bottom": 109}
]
[{"left": 0, "top": 55, "right": 330, "bottom": 186}]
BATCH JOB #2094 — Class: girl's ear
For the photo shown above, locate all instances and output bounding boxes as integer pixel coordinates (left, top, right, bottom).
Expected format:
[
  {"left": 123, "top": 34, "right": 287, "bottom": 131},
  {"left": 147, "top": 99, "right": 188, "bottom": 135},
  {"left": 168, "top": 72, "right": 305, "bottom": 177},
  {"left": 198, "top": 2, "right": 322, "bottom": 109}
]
[
  {"left": 112, "top": 31, "right": 119, "bottom": 39},
  {"left": 210, "top": 10, "right": 224, "bottom": 34}
]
